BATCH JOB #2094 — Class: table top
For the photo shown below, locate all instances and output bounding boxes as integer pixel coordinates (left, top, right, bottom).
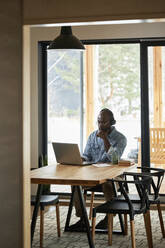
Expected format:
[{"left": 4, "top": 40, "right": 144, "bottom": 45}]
[{"left": 31, "top": 163, "right": 136, "bottom": 186}]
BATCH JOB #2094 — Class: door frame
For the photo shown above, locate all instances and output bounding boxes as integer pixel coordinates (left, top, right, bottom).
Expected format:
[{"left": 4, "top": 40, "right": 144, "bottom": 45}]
[{"left": 140, "top": 39, "right": 165, "bottom": 167}]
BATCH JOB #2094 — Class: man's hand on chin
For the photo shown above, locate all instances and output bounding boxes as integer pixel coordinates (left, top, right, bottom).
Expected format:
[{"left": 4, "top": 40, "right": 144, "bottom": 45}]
[
  {"left": 97, "top": 130, "right": 108, "bottom": 140},
  {"left": 97, "top": 130, "right": 110, "bottom": 151}
]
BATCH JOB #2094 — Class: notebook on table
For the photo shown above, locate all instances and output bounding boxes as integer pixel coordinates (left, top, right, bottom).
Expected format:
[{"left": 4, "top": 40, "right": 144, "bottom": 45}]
[
  {"left": 52, "top": 142, "right": 95, "bottom": 166},
  {"left": 118, "top": 159, "right": 135, "bottom": 166}
]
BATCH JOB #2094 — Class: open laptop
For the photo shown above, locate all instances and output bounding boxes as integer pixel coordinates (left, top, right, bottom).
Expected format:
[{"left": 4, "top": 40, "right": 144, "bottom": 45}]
[{"left": 52, "top": 142, "right": 94, "bottom": 165}]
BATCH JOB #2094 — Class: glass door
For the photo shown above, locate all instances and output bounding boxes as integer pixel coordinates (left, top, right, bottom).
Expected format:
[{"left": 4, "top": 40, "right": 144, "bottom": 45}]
[{"left": 140, "top": 40, "right": 165, "bottom": 193}]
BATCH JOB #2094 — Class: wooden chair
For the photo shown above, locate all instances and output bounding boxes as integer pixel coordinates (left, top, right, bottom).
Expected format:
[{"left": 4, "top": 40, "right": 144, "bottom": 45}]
[
  {"left": 84, "top": 185, "right": 103, "bottom": 219},
  {"left": 92, "top": 176, "right": 153, "bottom": 248},
  {"left": 31, "top": 195, "right": 61, "bottom": 248},
  {"left": 138, "top": 128, "right": 165, "bottom": 165},
  {"left": 121, "top": 167, "right": 165, "bottom": 238}
]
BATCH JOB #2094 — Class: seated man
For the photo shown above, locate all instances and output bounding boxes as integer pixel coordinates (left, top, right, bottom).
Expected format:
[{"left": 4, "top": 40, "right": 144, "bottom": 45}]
[{"left": 70, "top": 108, "right": 127, "bottom": 230}]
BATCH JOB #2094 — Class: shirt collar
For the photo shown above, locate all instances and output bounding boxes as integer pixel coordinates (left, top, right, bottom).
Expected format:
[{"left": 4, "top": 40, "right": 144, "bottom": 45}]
[{"left": 109, "top": 126, "right": 116, "bottom": 138}]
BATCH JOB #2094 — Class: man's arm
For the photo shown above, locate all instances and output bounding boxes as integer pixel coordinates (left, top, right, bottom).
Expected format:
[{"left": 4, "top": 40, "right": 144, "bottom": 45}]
[
  {"left": 97, "top": 130, "right": 111, "bottom": 152},
  {"left": 107, "top": 136, "right": 127, "bottom": 160},
  {"left": 98, "top": 131, "right": 127, "bottom": 162},
  {"left": 82, "top": 134, "right": 93, "bottom": 161}
]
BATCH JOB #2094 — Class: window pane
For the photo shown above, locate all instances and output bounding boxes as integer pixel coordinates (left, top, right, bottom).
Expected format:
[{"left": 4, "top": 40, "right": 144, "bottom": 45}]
[
  {"left": 93, "top": 44, "right": 141, "bottom": 159},
  {"left": 47, "top": 50, "right": 82, "bottom": 163},
  {"left": 47, "top": 44, "right": 141, "bottom": 164}
]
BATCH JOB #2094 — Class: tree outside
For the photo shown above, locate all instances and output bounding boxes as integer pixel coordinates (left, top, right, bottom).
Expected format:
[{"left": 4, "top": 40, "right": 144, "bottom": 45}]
[{"left": 97, "top": 44, "right": 140, "bottom": 118}]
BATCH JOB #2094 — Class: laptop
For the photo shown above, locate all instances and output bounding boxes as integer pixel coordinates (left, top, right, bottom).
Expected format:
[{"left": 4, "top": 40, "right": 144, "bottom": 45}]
[{"left": 52, "top": 142, "right": 94, "bottom": 165}]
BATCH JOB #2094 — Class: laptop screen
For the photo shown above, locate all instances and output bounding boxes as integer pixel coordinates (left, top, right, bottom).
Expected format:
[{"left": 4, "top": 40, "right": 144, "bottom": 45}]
[{"left": 52, "top": 142, "right": 83, "bottom": 165}]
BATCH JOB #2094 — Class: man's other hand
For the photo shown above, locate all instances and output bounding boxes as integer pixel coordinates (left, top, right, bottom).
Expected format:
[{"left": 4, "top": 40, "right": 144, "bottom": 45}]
[{"left": 81, "top": 157, "right": 86, "bottom": 161}]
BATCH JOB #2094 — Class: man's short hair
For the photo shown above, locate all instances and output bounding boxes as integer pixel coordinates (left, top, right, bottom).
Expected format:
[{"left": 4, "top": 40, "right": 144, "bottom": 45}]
[{"left": 100, "top": 108, "right": 116, "bottom": 125}]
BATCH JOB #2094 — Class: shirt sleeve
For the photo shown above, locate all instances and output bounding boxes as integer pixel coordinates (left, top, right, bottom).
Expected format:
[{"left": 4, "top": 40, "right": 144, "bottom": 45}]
[{"left": 82, "top": 134, "right": 93, "bottom": 161}]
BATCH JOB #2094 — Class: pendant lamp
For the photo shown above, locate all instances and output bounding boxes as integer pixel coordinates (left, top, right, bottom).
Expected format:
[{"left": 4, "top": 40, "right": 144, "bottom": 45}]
[{"left": 48, "top": 26, "right": 85, "bottom": 50}]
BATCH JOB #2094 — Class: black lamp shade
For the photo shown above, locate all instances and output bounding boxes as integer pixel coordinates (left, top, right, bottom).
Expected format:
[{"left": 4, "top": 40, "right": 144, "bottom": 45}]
[{"left": 48, "top": 26, "right": 85, "bottom": 50}]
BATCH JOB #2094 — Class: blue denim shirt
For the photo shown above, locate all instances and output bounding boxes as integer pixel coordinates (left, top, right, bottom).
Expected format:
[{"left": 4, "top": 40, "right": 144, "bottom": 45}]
[{"left": 82, "top": 126, "right": 127, "bottom": 163}]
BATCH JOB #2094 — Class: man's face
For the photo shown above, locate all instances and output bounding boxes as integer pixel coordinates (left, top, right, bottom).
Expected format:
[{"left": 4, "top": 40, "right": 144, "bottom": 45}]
[{"left": 97, "top": 111, "right": 111, "bottom": 132}]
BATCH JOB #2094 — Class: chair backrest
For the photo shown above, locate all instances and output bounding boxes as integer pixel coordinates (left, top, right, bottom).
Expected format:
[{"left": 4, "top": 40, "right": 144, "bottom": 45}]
[
  {"left": 140, "top": 167, "right": 164, "bottom": 200},
  {"left": 150, "top": 128, "right": 165, "bottom": 163},
  {"left": 124, "top": 167, "right": 164, "bottom": 201},
  {"left": 111, "top": 176, "right": 152, "bottom": 218},
  {"left": 138, "top": 128, "right": 165, "bottom": 164}
]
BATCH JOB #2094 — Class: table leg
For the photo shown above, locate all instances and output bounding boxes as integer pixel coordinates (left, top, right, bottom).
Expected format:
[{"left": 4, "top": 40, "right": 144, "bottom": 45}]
[
  {"left": 65, "top": 185, "right": 95, "bottom": 248},
  {"left": 64, "top": 185, "right": 76, "bottom": 231},
  {"left": 31, "top": 184, "right": 43, "bottom": 246},
  {"left": 76, "top": 186, "right": 95, "bottom": 248}
]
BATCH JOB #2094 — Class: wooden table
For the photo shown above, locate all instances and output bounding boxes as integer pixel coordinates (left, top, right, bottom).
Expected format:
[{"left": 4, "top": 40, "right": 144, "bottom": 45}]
[{"left": 31, "top": 163, "right": 136, "bottom": 248}]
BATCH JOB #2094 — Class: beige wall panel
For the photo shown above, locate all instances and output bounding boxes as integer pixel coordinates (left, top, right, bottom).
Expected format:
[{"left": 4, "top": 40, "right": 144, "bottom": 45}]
[
  {"left": 23, "top": 0, "right": 165, "bottom": 24},
  {"left": 0, "top": 0, "right": 23, "bottom": 247},
  {"left": 23, "top": 25, "right": 31, "bottom": 248}
]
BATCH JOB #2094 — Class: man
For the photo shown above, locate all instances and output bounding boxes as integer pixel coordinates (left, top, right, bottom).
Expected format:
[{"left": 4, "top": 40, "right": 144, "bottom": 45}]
[{"left": 70, "top": 108, "right": 127, "bottom": 230}]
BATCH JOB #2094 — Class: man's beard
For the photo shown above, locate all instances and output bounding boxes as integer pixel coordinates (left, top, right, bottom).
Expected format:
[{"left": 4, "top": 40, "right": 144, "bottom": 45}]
[{"left": 99, "top": 127, "right": 110, "bottom": 132}]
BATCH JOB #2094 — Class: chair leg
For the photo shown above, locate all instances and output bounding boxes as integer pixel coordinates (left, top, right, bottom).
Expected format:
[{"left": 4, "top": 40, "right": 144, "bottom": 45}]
[
  {"left": 130, "top": 219, "right": 136, "bottom": 248},
  {"left": 84, "top": 191, "right": 87, "bottom": 202},
  {"left": 56, "top": 203, "right": 61, "bottom": 237},
  {"left": 91, "top": 216, "right": 96, "bottom": 243},
  {"left": 40, "top": 208, "right": 44, "bottom": 248},
  {"left": 124, "top": 214, "right": 128, "bottom": 235},
  {"left": 108, "top": 214, "right": 113, "bottom": 246},
  {"left": 157, "top": 203, "right": 165, "bottom": 238},
  {"left": 89, "top": 192, "right": 95, "bottom": 220},
  {"left": 143, "top": 210, "right": 153, "bottom": 248}
]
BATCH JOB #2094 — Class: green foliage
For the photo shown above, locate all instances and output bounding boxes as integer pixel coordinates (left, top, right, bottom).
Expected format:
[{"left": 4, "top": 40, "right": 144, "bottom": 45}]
[
  {"left": 98, "top": 44, "right": 140, "bottom": 115},
  {"left": 55, "top": 53, "right": 80, "bottom": 93}
]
